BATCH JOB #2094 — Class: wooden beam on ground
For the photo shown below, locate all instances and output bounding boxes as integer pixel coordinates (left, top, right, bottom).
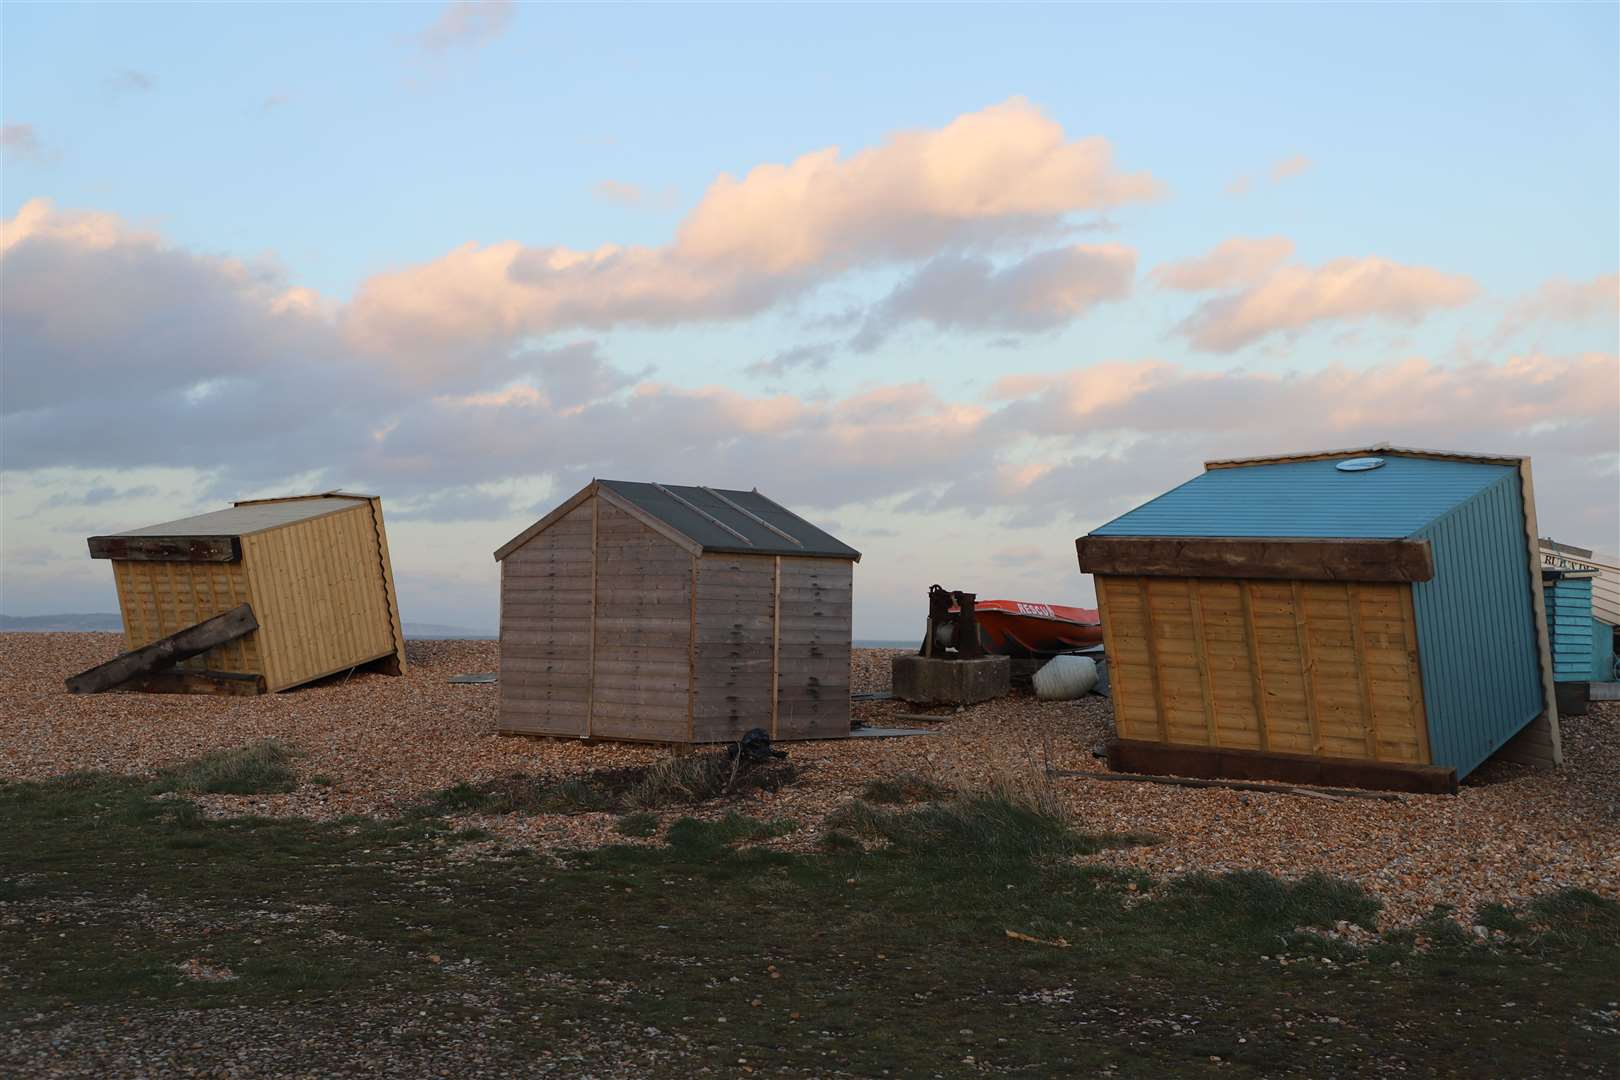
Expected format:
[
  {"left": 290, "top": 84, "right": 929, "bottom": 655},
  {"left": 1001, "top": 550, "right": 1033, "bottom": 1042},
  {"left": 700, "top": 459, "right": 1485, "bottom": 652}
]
[
  {"left": 120, "top": 670, "right": 266, "bottom": 696},
  {"left": 1076, "top": 536, "right": 1435, "bottom": 583},
  {"left": 1105, "top": 737, "right": 1457, "bottom": 795},
  {"left": 87, "top": 535, "right": 240, "bottom": 563},
  {"left": 65, "top": 604, "right": 259, "bottom": 694},
  {"left": 1055, "top": 768, "right": 1403, "bottom": 802}
]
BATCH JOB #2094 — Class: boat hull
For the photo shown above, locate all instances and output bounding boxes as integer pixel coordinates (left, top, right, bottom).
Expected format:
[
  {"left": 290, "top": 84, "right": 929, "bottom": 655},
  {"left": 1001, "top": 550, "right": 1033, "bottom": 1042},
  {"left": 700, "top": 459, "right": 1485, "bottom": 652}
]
[{"left": 969, "top": 600, "right": 1103, "bottom": 659}]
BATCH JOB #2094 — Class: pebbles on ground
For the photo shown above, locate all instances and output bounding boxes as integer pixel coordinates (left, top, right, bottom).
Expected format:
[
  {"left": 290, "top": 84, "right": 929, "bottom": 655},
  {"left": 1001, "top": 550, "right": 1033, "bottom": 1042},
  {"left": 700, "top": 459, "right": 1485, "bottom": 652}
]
[{"left": 3, "top": 633, "right": 1614, "bottom": 927}]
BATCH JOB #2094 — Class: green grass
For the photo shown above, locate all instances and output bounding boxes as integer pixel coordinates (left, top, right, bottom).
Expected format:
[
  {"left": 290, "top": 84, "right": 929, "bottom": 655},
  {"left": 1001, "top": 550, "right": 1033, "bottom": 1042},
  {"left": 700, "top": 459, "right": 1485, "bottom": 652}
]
[
  {"left": 151, "top": 739, "right": 297, "bottom": 795},
  {"left": 859, "top": 771, "right": 951, "bottom": 804},
  {"left": 2, "top": 746, "right": 1617, "bottom": 1078},
  {"left": 429, "top": 752, "right": 796, "bottom": 818}
]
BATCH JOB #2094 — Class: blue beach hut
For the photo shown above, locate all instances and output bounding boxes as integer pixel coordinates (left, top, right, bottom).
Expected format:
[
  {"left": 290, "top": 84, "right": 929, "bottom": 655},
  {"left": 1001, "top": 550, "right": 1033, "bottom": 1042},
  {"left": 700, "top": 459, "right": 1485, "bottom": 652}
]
[{"left": 1076, "top": 446, "right": 1560, "bottom": 792}]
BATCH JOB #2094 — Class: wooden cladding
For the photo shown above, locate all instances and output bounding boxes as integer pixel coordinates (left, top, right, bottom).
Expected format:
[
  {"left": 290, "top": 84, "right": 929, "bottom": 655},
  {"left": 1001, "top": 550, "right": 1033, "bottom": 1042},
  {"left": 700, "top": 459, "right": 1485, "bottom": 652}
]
[
  {"left": 1076, "top": 536, "right": 1434, "bottom": 583},
  {"left": 1096, "top": 575, "right": 1431, "bottom": 767},
  {"left": 89, "top": 535, "right": 240, "bottom": 563},
  {"left": 101, "top": 499, "right": 405, "bottom": 693},
  {"left": 498, "top": 491, "right": 853, "bottom": 743}
]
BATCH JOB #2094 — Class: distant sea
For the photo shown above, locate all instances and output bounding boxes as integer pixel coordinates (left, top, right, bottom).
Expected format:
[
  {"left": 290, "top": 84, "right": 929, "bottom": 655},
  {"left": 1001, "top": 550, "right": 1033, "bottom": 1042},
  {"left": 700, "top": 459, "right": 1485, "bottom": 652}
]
[
  {"left": 0, "top": 613, "right": 496, "bottom": 639},
  {"left": 4, "top": 614, "right": 895, "bottom": 646}
]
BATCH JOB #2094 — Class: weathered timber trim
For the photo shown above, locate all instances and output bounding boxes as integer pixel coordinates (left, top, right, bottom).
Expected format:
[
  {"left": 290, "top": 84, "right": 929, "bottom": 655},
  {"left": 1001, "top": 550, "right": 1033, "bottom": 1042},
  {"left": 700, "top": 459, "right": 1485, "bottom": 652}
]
[
  {"left": 1204, "top": 444, "right": 1524, "bottom": 470},
  {"left": 121, "top": 670, "right": 266, "bottom": 696},
  {"left": 65, "top": 604, "right": 258, "bottom": 694},
  {"left": 493, "top": 483, "right": 600, "bottom": 561},
  {"left": 363, "top": 497, "right": 407, "bottom": 676},
  {"left": 1106, "top": 738, "right": 1458, "bottom": 795},
  {"left": 1515, "top": 458, "right": 1563, "bottom": 766},
  {"left": 770, "top": 555, "right": 781, "bottom": 739},
  {"left": 586, "top": 495, "right": 598, "bottom": 739},
  {"left": 598, "top": 486, "right": 705, "bottom": 558},
  {"left": 88, "top": 535, "right": 241, "bottom": 563},
  {"left": 1076, "top": 536, "right": 1434, "bottom": 583},
  {"left": 687, "top": 555, "right": 698, "bottom": 742}
]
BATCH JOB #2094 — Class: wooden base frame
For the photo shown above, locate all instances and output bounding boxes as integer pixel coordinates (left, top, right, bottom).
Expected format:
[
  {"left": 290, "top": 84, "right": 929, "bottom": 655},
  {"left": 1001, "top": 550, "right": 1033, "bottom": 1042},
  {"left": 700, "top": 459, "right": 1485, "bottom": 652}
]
[
  {"left": 121, "top": 670, "right": 267, "bottom": 696},
  {"left": 1106, "top": 738, "right": 1458, "bottom": 795}
]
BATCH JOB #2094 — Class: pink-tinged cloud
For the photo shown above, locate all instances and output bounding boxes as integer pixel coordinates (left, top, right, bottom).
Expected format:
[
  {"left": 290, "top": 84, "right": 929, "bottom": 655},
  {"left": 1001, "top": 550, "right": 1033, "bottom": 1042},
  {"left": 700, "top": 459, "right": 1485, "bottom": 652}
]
[
  {"left": 418, "top": 0, "right": 513, "bottom": 54},
  {"left": 1227, "top": 153, "right": 1313, "bottom": 196},
  {"left": 677, "top": 97, "right": 1162, "bottom": 274},
  {"left": 1175, "top": 254, "right": 1479, "bottom": 352},
  {"left": 1270, "top": 154, "right": 1312, "bottom": 182},
  {"left": 1496, "top": 272, "right": 1620, "bottom": 341},
  {"left": 343, "top": 99, "right": 1161, "bottom": 369},
  {"left": 1151, "top": 236, "right": 1294, "bottom": 290}
]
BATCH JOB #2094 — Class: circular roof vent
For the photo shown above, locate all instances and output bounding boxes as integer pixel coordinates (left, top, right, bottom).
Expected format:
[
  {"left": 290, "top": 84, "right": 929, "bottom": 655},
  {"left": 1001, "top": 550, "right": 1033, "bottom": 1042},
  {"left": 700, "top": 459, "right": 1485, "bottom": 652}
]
[{"left": 1336, "top": 456, "right": 1386, "bottom": 473}]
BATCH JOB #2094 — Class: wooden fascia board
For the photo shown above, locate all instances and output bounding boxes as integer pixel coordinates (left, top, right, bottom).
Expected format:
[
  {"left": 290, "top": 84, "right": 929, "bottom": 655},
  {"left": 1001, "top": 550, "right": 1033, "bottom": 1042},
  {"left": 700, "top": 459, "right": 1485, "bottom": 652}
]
[
  {"left": 594, "top": 487, "right": 705, "bottom": 557},
  {"left": 1516, "top": 457, "right": 1563, "bottom": 765},
  {"left": 1076, "top": 535, "right": 1435, "bottom": 583},
  {"left": 87, "top": 535, "right": 241, "bottom": 562},
  {"left": 492, "top": 482, "right": 600, "bottom": 562},
  {"left": 232, "top": 492, "right": 375, "bottom": 506},
  {"left": 1205, "top": 445, "right": 1525, "bottom": 470}
]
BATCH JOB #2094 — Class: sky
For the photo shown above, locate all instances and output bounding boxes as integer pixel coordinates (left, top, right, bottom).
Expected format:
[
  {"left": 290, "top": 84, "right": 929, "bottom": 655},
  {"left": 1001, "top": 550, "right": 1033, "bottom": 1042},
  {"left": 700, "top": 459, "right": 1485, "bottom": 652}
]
[{"left": 2, "top": 1, "right": 1617, "bottom": 638}]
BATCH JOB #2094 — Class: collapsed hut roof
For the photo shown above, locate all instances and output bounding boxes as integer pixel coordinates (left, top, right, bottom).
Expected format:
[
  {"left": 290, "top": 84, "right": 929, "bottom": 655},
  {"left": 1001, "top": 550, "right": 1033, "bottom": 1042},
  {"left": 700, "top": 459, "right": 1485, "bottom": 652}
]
[
  {"left": 97, "top": 493, "right": 376, "bottom": 540},
  {"left": 494, "top": 480, "right": 861, "bottom": 562}
]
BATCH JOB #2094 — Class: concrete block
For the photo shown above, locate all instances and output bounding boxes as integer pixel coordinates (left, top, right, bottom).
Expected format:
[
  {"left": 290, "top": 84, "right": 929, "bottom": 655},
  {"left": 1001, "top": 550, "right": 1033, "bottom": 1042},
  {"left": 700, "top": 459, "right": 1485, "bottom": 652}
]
[{"left": 891, "top": 654, "right": 1010, "bottom": 705}]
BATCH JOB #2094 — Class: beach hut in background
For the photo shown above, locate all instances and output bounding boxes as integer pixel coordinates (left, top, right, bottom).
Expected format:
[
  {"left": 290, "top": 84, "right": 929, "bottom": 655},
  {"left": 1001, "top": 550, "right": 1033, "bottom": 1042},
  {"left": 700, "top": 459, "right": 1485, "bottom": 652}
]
[
  {"left": 493, "top": 480, "right": 860, "bottom": 744},
  {"left": 72, "top": 494, "right": 406, "bottom": 695},
  {"left": 1076, "top": 446, "right": 1559, "bottom": 793},
  {"left": 1541, "top": 567, "right": 1613, "bottom": 714}
]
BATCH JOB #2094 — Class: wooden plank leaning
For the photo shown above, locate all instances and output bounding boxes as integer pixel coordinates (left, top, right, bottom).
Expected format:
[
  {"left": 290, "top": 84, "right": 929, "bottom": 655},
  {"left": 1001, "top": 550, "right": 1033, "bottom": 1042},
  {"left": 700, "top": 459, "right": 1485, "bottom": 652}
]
[{"left": 64, "top": 604, "right": 259, "bottom": 694}]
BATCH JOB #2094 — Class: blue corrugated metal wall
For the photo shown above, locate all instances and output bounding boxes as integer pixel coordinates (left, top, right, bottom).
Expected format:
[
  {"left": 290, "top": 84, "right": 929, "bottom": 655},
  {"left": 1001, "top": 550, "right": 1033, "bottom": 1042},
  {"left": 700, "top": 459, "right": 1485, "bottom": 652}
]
[
  {"left": 1544, "top": 576, "right": 1595, "bottom": 681},
  {"left": 1092, "top": 456, "right": 1511, "bottom": 538},
  {"left": 1410, "top": 473, "right": 1544, "bottom": 777}
]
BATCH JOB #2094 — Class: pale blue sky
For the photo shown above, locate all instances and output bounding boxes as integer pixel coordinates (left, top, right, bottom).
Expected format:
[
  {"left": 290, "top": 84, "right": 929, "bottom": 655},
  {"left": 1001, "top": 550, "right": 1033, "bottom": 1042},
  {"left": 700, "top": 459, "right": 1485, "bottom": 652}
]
[{"left": 3, "top": 3, "right": 1616, "bottom": 634}]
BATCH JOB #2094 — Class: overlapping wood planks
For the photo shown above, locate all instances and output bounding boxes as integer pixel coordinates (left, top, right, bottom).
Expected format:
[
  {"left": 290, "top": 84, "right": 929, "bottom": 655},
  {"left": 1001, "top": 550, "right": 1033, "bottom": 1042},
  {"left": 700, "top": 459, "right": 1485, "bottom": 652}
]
[
  {"left": 693, "top": 553, "right": 777, "bottom": 741},
  {"left": 772, "top": 557, "right": 852, "bottom": 739},
  {"left": 239, "top": 503, "right": 400, "bottom": 691},
  {"left": 1097, "top": 575, "right": 1429, "bottom": 765},
  {"left": 113, "top": 558, "right": 260, "bottom": 675},
  {"left": 499, "top": 500, "right": 594, "bottom": 735},
  {"left": 588, "top": 500, "right": 692, "bottom": 741}
]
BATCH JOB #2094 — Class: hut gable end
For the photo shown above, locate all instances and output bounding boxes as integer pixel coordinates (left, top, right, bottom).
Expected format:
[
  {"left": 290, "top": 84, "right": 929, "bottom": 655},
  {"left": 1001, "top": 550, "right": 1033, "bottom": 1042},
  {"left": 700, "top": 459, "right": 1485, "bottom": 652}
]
[{"left": 496, "top": 481, "right": 856, "bottom": 743}]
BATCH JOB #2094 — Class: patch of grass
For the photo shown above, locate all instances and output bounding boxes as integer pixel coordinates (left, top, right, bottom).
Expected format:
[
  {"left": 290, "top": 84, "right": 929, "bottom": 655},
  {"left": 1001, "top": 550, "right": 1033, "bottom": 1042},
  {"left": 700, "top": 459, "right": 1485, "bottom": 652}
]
[
  {"left": 860, "top": 771, "right": 951, "bottom": 805},
  {"left": 665, "top": 812, "right": 796, "bottom": 853},
  {"left": 429, "top": 753, "right": 797, "bottom": 819},
  {"left": 622, "top": 752, "right": 795, "bottom": 810},
  {"left": 1160, "top": 869, "right": 1383, "bottom": 932},
  {"left": 151, "top": 740, "right": 297, "bottom": 796},
  {"left": 827, "top": 783, "right": 1141, "bottom": 867},
  {"left": 613, "top": 811, "right": 659, "bottom": 838}
]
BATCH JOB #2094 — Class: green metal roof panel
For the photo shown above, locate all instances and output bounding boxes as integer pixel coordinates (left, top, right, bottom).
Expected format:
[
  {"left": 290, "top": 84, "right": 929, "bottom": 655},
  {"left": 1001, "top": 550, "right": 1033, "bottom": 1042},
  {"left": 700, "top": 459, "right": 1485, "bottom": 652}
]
[
  {"left": 1091, "top": 455, "right": 1516, "bottom": 539},
  {"left": 598, "top": 480, "right": 860, "bottom": 560}
]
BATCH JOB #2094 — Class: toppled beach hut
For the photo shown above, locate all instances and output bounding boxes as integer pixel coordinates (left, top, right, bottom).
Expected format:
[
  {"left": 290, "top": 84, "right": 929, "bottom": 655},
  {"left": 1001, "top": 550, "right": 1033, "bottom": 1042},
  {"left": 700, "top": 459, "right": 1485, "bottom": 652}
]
[
  {"left": 493, "top": 480, "right": 860, "bottom": 743},
  {"left": 74, "top": 494, "right": 406, "bottom": 695},
  {"left": 1076, "top": 447, "right": 1559, "bottom": 793}
]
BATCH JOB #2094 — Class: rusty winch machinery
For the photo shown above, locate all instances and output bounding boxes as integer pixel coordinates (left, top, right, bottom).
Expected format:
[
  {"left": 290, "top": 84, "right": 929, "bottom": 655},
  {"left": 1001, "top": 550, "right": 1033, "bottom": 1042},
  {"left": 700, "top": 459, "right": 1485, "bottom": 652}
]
[{"left": 919, "top": 584, "right": 985, "bottom": 659}]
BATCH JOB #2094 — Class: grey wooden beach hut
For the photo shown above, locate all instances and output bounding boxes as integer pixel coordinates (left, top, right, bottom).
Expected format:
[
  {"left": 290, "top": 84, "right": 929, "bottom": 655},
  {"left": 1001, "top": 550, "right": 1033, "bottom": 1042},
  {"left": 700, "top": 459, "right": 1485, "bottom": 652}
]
[{"left": 493, "top": 480, "right": 860, "bottom": 743}]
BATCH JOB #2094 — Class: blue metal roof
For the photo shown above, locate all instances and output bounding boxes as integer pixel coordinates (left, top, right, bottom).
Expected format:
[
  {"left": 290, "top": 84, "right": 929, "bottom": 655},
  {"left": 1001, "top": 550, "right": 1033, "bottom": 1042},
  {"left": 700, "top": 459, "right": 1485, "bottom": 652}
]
[{"left": 1092, "top": 455, "right": 1516, "bottom": 539}]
